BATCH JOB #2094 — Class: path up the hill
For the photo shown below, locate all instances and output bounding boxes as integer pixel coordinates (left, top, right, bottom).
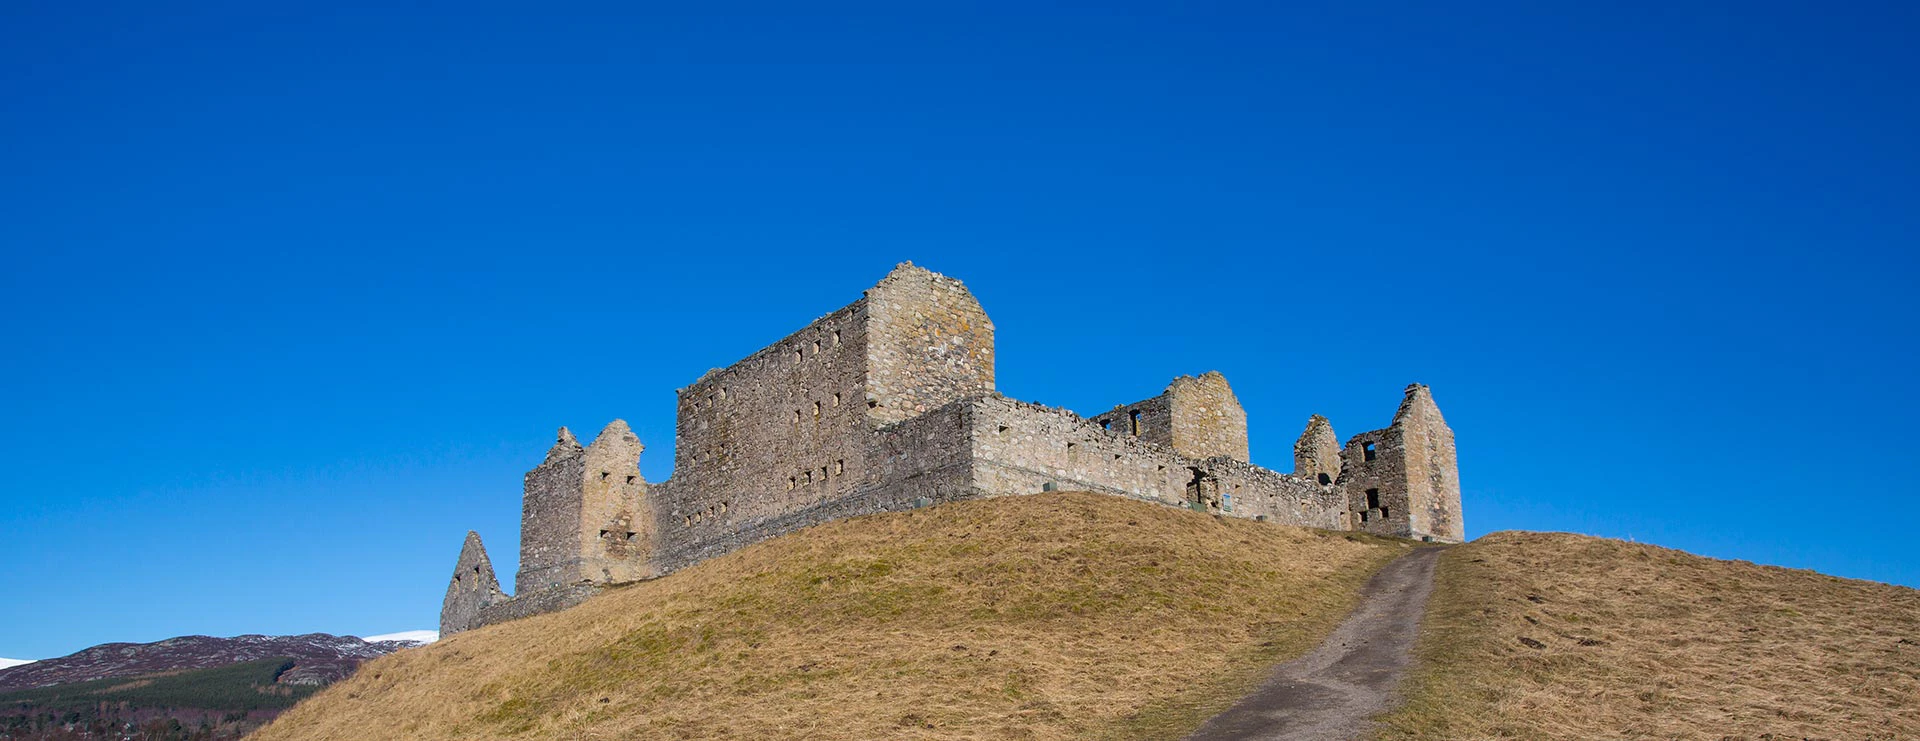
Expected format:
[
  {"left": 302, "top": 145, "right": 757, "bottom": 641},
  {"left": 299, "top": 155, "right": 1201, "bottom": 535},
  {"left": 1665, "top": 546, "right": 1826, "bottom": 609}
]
[{"left": 1186, "top": 546, "right": 1446, "bottom": 741}]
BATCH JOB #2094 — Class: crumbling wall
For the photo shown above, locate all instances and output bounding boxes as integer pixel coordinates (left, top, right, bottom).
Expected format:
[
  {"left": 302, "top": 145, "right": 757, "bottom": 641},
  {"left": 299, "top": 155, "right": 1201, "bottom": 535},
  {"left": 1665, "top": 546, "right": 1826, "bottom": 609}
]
[
  {"left": 1337, "top": 385, "right": 1463, "bottom": 542},
  {"left": 1166, "top": 372, "right": 1249, "bottom": 461},
  {"left": 517, "top": 428, "right": 588, "bottom": 595},
  {"left": 474, "top": 584, "right": 603, "bottom": 629},
  {"left": 966, "top": 395, "right": 1341, "bottom": 528},
  {"left": 864, "top": 263, "right": 995, "bottom": 425},
  {"left": 516, "top": 422, "right": 652, "bottom": 595},
  {"left": 439, "top": 261, "right": 1467, "bottom": 637},
  {"left": 652, "top": 261, "right": 995, "bottom": 574},
  {"left": 1392, "top": 384, "right": 1463, "bottom": 542},
  {"left": 579, "top": 421, "right": 653, "bottom": 584},
  {"left": 1094, "top": 372, "right": 1248, "bottom": 461},
  {"left": 662, "top": 300, "right": 873, "bottom": 548},
  {"left": 440, "top": 531, "right": 504, "bottom": 636},
  {"left": 652, "top": 401, "right": 979, "bottom": 573},
  {"left": 1293, "top": 415, "right": 1340, "bottom": 485}
]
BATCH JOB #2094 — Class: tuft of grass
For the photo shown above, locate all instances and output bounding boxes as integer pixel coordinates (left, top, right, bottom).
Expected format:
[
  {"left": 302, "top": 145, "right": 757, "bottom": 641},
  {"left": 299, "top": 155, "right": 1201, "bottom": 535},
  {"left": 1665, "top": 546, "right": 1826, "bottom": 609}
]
[
  {"left": 254, "top": 492, "right": 1409, "bottom": 741},
  {"left": 1374, "top": 531, "right": 1920, "bottom": 740}
]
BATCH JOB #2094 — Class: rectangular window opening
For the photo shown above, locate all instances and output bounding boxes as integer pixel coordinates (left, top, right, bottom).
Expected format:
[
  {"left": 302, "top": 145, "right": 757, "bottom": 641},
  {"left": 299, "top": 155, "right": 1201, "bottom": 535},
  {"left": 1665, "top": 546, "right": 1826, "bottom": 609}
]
[
  {"left": 1363, "top": 442, "right": 1377, "bottom": 461},
  {"left": 1128, "top": 410, "right": 1142, "bottom": 436},
  {"left": 1366, "top": 488, "right": 1381, "bottom": 509}
]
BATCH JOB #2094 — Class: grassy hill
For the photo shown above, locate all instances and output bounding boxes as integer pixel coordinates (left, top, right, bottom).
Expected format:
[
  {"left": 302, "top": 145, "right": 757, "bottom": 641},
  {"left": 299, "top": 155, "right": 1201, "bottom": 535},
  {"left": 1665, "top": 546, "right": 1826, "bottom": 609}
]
[
  {"left": 252, "top": 492, "right": 1411, "bottom": 740},
  {"left": 1374, "top": 531, "right": 1920, "bottom": 739}
]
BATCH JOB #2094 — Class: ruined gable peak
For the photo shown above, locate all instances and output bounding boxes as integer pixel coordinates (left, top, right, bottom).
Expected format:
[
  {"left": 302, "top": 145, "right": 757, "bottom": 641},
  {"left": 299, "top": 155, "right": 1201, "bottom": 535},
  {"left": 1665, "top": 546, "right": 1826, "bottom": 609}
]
[
  {"left": 1294, "top": 414, "right": 1341, "bottom": 482},
  {"left": 458, "top": 531, "right": 494, "bottom": 568},
  {"left": 544, "top": 427, "right": 584, "bottom": 464},
  {"left": 587, "top": 419, "right": 642, "bottom": 452},
  {"left": 1391, "top": 383, "right": 1448, "bottom": 428},
  {"left": 1299, "top": 414, "right": 1337, "bottom": 442}
]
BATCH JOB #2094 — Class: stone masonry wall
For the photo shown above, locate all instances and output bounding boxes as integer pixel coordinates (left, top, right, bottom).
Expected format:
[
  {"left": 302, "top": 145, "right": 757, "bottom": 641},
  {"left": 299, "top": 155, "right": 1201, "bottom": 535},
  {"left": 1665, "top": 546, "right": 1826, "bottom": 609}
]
[
  {"left": 440, "top": 531, "right": 504, "bottom": 636},
  {"left": 864, "top": 264, "right": 995, "bottom": 425},
  {"left": 1391, "top": 384, "right": 1463, "bottom": 542},
  {"left": 1293, "top": 415, "right": 1341, "bottom": 486},
  {"left": 1166, "top": 372, "right": 1250, "bottom": 461},
  {"left": 1335, "top": 384, "right": 1464, "bottom": 543},
  {"left": 661, "top": 298, "right": 873, "bottom": 554},
  {"left": 441, "top": 263, "right": 1464, "bottom": 634},
  {"left": 517, "top": 429, "right": 588, "bottom": 595},
  {"left": 966, "top": 395, "right": 1342, "bottom": 529},
  {"left": 1093, "top": 372, "right": 1249, "bottom": 462}
]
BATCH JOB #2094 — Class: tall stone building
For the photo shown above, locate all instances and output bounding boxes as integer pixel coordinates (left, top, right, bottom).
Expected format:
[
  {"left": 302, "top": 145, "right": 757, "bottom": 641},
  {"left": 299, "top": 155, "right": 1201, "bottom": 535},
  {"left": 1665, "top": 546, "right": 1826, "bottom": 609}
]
[{"left": 441, "top": 263, "right": 1465, "bottom": 634}]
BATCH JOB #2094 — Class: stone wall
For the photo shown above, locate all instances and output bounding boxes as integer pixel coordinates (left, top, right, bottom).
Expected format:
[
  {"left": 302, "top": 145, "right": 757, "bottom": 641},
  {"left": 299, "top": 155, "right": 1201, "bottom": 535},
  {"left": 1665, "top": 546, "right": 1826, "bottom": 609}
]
[
  {"left": 439, "top": 262, "right": 1465, "bottom": 635},
  {"left": 1293, "top": 415, "right": 1341, "bottom": 486},
  {"left": 1093, "top": 372, "right": 1249, "bottom": 461},
  {"left": 516, "top": 429, "right": 588, "bottom": 595},
  {"left": 662, "top": 299, "right": 872, "bottom": 552},
  {"left": 864, "top": 264, "right": 995, "bottom": 425},
  {"left": 440, "top": 531, "right": 504, "bottom": 636},
  {"left": 515, "top": 422, "right": 652, "bottom": 596},
  {"left": 1336, "top": 385, "right": 1464, "bottom": 543},
  {"left": 965, "top": 395, "right": 1342, "bottom": 529}
]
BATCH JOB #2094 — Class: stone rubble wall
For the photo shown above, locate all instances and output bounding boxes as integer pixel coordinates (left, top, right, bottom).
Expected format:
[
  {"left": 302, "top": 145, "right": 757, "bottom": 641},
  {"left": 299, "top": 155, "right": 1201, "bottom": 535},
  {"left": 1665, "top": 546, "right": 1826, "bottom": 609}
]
[
  {"left": 965, "top": 395, "right": 1340, "bottom": 528},
  {"left": 441, "top": 264, "right": 1464, "bottom": 635},
  {"left": 516, "top": 432, "right": 588, "bottom": 596},
  {"left": 864, "top": 265, "right": 995, "bottom": 425},
  {"left": 440, "top": 531, "right": 504, "bottom": 636},
  {"left": 663, "top": 299, "right": 874, "bottom": 546}
]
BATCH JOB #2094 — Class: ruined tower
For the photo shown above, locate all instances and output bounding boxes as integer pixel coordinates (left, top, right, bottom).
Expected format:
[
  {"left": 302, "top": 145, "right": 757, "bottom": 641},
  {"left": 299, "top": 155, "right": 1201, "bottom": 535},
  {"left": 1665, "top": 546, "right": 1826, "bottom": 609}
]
[
  {"left": 1337, "top": 384, "right": 1464, "bottom": 542},
  {"left": 517, "top": 421, "right": 655, "bottom": 595}
]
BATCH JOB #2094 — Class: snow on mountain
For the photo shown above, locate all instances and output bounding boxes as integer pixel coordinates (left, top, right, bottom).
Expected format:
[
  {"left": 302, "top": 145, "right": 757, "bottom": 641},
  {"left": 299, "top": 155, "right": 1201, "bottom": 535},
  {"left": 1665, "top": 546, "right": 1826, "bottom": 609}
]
[
  {"left": 0, "top": 658, "right": 34, "bottom": 670},
  {"left": 360, "top": 630, "right": 438, "bottom": 645}
]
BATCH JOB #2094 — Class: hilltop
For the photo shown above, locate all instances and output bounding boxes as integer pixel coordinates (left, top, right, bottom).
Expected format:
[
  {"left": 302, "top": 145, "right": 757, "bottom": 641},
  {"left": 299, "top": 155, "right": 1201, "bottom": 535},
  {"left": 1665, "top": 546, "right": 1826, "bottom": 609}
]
[
  {"left": 255, "top": 492, "right": 1412, "bottom": 740},
  {"left": 1376, "top": 532, "right": 1920, "bottom": 739}
]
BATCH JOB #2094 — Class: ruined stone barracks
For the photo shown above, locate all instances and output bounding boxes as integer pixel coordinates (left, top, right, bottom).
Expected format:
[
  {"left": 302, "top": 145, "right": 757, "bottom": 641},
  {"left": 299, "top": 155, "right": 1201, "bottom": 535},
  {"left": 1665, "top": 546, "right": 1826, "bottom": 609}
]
[{"left": 441, "top": 263, "right": 1464, "bottom": 634}]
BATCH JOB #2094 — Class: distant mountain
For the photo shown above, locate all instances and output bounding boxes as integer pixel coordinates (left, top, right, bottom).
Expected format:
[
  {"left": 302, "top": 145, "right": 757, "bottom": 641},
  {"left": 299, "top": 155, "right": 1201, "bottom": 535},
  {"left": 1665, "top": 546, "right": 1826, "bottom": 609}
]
[
  {"left": 0, "top": 659, "right": 31, "bottom": 671},
  {"left": 0, "top": 633, "right": 417, "bottom": 692},
  {"left": 358, "top": 629, "right": 439, "bottom": 644},
  {"left": 0, "top": 632, "right": 426, "bottom": 741}
]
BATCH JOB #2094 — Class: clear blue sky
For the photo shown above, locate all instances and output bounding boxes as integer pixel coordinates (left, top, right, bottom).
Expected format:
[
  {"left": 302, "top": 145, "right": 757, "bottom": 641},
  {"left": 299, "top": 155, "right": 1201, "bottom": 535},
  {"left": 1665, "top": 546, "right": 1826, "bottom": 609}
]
[{"left": 3, "top": 1, "right": 1916, "bottom": 660}]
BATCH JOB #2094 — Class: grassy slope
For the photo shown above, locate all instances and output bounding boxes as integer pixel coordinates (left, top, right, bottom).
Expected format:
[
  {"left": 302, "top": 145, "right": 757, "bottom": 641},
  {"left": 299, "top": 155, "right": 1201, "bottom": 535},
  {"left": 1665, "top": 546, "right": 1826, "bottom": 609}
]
[
  {"left": 1376, "top": 531, "right": 1920, "bottom": 740},
  {"left": 255, "top": 492, "right": 1409, "bottom": 741}
]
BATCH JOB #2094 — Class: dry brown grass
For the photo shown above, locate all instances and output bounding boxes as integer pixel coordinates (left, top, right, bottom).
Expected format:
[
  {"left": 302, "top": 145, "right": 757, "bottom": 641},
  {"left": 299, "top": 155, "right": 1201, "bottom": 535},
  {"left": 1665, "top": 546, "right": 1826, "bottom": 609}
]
[
  {"left": 254, "top": 492, "right": 1408, "bottom": 741},
  {"left": 1375, "top": 531, "right": 1920, "bottom": 740}
]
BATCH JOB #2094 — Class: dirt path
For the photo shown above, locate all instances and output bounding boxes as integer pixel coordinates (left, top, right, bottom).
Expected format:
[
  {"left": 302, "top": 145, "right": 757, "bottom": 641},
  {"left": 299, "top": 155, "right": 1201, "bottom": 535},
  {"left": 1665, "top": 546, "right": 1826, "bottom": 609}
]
[{"left": 1184, "top": 546, "right": 1446, "bottom": 741}]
